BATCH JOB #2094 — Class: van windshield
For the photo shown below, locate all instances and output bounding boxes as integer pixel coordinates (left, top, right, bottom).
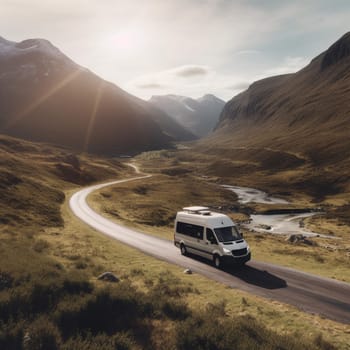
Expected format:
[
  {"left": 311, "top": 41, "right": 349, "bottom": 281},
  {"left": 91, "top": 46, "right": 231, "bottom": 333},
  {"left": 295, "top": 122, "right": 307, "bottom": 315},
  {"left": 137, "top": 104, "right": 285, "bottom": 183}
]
[{"left": 214, "top": 226, "right": 242, "bottom": 242}]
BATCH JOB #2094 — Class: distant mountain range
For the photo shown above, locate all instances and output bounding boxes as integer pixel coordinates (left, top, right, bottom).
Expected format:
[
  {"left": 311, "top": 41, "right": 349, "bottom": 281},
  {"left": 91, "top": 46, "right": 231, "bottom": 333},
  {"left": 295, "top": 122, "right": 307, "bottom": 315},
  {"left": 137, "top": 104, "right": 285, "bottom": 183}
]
[
  {"left": 149, "top": 94, "right": 225, "bottom": 137},
  {"left": 0, "top": 36, "right": 194, "bottom": 154},
  {"left": 2, "top": 32, "right": 349, "bottom": 169}
]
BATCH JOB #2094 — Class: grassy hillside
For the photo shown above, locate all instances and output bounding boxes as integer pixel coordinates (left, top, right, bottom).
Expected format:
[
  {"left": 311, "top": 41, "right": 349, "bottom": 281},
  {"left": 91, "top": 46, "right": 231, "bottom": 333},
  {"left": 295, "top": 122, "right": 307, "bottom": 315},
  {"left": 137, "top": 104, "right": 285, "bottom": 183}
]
[
  {"left": 0, "top": 134, "right": 130, "bottom": 228},
  {"left": 0, "top": 135, "right": 348, "bottom": 349}
]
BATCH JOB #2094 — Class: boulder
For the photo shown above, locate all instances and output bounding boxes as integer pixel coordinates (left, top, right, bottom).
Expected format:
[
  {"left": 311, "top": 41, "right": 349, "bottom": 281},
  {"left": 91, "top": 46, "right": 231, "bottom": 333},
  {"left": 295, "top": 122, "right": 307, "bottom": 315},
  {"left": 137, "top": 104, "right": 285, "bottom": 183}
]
[
  {"left": 286, "top": 234, "right": 304, "bottom": 243},
  {"left": 286, "top": 234, "right": 317, "bottom": 246},
  {"left": 97, "top": 272, "right": 119, "bottom": 282}
]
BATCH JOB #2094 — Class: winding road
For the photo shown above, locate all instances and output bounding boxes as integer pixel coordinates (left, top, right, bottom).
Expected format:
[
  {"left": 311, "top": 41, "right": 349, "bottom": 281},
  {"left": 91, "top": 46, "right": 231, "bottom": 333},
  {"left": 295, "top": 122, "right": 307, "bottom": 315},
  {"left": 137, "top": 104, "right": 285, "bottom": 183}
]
[{"left": 69, "top": 167, "right": 350, "bottom": 324}]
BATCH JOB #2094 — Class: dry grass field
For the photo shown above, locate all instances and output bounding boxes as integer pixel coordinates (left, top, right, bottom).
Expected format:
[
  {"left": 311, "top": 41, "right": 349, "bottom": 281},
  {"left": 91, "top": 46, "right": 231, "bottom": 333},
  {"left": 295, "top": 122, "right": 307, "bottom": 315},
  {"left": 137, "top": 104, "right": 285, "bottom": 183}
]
[
  {"left": 0, "top": 135, "right": 349, "bottom": 349},
  {"left": 1, "top": 32, "right": 350, "bottom": 350}
]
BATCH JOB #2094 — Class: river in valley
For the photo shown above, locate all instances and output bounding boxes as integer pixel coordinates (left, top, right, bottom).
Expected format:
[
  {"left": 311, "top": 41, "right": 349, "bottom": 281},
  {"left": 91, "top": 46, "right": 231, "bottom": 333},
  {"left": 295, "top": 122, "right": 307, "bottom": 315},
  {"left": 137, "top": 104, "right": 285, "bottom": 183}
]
[
  {"left": 222, "top": 185, "right": 289, "bottom": 205},
  {"left": 223, "top": 185, "right": 325, "bottom": 237}
]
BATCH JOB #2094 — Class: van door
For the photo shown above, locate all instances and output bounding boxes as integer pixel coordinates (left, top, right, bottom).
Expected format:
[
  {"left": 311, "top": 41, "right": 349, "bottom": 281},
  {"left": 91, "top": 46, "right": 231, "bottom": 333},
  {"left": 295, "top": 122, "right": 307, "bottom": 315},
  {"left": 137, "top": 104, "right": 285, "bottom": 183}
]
[
  {"left": 177, "top": 222, "right": 206, "bottom": 258},
  {"left": 203, "top": 228, "right": 218, "bottom": 259},
  {"left": 191, "top": 225, "right": 207, "bottom": 258}
]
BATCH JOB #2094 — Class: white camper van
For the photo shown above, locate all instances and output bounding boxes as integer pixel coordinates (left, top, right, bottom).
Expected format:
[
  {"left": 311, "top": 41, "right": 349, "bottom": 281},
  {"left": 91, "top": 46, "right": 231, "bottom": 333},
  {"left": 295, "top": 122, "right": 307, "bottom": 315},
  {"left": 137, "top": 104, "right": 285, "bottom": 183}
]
[{"left": 174, "top": 206, "right": 250, "bottom": 268}]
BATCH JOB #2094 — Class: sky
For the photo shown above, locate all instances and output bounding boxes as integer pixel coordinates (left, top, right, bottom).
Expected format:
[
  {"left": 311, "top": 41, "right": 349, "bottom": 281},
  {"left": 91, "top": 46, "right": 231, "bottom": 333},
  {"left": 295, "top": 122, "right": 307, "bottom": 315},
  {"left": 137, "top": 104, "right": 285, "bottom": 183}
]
[{"left": 1, "top": 0, "right": 349, "bottom": 101}]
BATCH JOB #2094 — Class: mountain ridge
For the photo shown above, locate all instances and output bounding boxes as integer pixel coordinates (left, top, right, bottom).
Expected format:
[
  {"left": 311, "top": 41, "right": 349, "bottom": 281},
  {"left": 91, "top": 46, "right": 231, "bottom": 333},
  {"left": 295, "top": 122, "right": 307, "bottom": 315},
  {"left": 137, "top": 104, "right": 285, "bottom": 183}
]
[
  {"left": 201, "top": 32, "right": 350, "bottom": 202},
  {"left": 0, "top": 36, "right": 193, "bottom": 154},
  {"left": 321, "top": 32, "right": 350, "bottom": 70},
  {"left": 215, "top": 32, "right": 350, "bottom": 162}
]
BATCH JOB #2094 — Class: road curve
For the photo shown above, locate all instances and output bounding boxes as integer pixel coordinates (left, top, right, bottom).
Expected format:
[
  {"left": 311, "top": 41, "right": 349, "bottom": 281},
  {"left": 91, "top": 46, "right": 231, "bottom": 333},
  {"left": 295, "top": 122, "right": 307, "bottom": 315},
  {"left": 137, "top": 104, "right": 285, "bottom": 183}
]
[{"left": 69, "top": 172, "right": 350, "bottom": 325}]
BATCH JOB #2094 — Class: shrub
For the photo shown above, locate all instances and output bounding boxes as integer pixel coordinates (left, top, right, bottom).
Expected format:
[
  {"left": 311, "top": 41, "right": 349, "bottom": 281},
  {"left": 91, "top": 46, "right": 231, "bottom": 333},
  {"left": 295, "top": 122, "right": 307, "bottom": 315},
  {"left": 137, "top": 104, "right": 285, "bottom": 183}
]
[
  {"left": 62, "top": 277, "right": 93, "bottom": 294},
  {"left": 0, "top": 271, "right": 14, "bottom": 291},
  {"left": 23, "top": 317, "right": 61, "bottom": 350},
  {"left": 312, "top": 333, "right": 336, "bottom": 350},
  {"left": 32, "top": 239, "right": 49, "bottom": 253},
  {"left": 161, "top": 167, "right": 191, "bottom": 176},
  {"left": 0, "top": 320, "right": 24, "bottom": 350},
  {"left": 0, "top": 276, "right": 93, "bottom": 322},
  {"left": 205, "top": 301, "right": 227, "bottom": 317},
  {"left": 147, "top": 272, "right": 193, "bottom": 320},
  {"left": 61, "top": 332, "right": 135, "bottom": 350},
  {"left": 152, "top": 272, "right": 196, "bottom": 297},
  {"left": 159, "top": 300, "right": 191, "bottom": 320},
  {"left": 55, "top": 282, "right": 149, "bottom": 338},
  {"left": 129, "top": 268, "right": 144, "bottom": 276},
  {"left": 75, "top": 260, "right": 88, "bottom": 269},
  {"left": 133, "top": 185, "right": 149, "bottom": 195},
  {"left": 175, "top": 312, "right": 335, "bottom": 350}
]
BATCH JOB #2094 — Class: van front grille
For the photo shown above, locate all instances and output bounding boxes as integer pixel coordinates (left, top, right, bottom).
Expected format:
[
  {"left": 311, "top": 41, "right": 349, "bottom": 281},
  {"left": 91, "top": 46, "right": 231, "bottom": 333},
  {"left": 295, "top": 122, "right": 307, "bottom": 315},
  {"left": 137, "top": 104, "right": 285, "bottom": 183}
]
[{"left": 232, "top": 248, "right": 247, "bottom": 257}]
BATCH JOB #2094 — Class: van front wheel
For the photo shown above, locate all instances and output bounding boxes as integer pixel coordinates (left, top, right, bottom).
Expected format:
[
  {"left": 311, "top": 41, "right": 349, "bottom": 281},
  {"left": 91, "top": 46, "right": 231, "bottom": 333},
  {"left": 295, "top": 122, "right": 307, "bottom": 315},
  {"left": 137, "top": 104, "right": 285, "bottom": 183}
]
[
  {"left": 213, "top": 255, "right": 221, "bottom": 269},
  {"left": 180, "top": 244, "right": 187, "bottom": 256}
]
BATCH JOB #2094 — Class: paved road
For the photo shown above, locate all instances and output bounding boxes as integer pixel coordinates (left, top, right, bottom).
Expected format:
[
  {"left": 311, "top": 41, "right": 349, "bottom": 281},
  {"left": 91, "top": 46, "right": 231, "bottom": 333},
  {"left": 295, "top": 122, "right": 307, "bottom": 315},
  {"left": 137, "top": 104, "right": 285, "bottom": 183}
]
[{"left": 69, "top": 172, "right": 350, "bottom": 325}]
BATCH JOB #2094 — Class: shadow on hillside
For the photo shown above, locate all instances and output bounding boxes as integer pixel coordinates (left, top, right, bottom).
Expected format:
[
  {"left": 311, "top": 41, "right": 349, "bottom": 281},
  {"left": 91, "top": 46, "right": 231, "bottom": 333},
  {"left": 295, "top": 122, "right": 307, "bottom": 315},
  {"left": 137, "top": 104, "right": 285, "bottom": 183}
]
[{"left": 224, "top": 264, "right": 287, "bottom": 290}]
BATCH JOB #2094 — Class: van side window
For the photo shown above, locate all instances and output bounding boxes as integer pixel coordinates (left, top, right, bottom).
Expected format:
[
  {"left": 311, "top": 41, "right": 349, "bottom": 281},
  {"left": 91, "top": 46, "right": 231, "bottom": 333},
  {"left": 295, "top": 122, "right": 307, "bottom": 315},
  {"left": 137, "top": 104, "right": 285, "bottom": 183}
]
[
  {"left": 176, "top": 222, "right": 204, "bottom": 239},
  {"left": 206, "top": 229, "right": 217, "bottom": 244}
]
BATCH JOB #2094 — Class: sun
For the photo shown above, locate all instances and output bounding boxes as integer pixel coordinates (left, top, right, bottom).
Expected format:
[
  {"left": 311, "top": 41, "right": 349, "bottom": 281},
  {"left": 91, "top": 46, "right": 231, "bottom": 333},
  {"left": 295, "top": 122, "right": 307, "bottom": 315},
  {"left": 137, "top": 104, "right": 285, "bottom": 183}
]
[
  {"left": 98, "top": 26, "right": 151, "bottom": 63},
  {"left": 114, "top": 30, "right": 136, "bottom": 50},
  {"left": 109, "top": 28, "right": 146, "bottom": 53}
]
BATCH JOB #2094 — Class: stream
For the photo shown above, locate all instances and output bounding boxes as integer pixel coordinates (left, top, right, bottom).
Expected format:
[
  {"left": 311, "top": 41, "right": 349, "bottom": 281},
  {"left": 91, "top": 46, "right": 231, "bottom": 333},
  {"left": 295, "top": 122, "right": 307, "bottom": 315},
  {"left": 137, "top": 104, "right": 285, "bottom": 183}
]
[
  {"left": 222, "top": 185, "right": 289, "bottom": 205},
  {"left": 223, "top": 185, "right": 324, "bottom": 237}
]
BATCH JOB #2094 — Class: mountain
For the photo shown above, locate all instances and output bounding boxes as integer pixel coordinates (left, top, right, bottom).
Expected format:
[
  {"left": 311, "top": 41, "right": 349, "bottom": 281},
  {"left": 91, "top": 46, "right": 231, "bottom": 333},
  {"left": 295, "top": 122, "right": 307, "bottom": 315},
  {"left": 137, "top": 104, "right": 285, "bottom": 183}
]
[
  {"left": 149, "top": 94, "right": 225, "bottom": 137},
  {"left": 0, "top": 36, "right": 193, "bottom": 154},
  {"left": 200, "top": 32, "right": 350, "bottom": 201},
  {"left": 215, "top": 33, "right": 350, "bottom": 162}
]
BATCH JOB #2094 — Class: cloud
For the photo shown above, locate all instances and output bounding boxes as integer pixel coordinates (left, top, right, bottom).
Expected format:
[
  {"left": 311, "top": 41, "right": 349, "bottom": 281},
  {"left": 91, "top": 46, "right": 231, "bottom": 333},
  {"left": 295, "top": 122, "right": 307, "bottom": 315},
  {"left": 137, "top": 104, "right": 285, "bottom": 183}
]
[
  {"left": 128, "top": 65, "right": 213, "bottom": 91},
  {"left": 125, "top": 64, "right": 217, "bottom": 99},
  {"left": 1, "top": 0, "right": 350, "bottom": 104},
  {"left": 127, "top": 65, "right": 252, "bottom": 101},
  {"left": 136, "top": 82, "right": 165, "bottom": 89},
  {"left": 172, "top": 65, "right": 210, "bottom": 78}
]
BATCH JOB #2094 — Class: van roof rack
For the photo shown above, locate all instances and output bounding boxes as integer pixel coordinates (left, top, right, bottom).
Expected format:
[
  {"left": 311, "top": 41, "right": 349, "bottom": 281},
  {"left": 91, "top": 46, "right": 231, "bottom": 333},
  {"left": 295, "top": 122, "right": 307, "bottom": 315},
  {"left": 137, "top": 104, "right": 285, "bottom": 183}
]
[{"left": 182, "top": 206, "right": 210, "bottom": 214}]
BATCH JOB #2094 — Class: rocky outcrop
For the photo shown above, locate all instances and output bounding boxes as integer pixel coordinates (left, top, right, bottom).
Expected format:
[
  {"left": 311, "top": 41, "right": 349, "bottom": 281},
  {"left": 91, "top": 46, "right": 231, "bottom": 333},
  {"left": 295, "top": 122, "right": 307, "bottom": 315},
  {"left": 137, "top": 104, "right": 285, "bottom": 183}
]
[{"left": 97, "top": 272, "right": 120, "bottom": 282}]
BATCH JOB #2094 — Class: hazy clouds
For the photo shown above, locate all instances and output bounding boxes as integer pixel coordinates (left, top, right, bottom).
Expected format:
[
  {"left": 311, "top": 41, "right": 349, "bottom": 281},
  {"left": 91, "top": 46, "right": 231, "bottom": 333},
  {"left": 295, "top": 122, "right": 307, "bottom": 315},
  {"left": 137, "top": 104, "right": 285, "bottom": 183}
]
[
  {"left": 174, "top": 66, "right": 210, "bottom": 78},
  {"left": 1, "top": 0, "right": 350, "bottom": 100}
]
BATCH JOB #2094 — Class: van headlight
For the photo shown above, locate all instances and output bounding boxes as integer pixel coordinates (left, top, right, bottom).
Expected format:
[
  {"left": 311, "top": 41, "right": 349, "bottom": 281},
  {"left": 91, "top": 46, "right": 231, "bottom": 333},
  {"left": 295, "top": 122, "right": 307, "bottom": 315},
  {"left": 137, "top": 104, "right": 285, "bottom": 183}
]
[
  {"left": 247, "top": 245, "right": 250, "bottom": 252},
  {"left": 223, "top": 247, "right": 231, "bottom": 254}
]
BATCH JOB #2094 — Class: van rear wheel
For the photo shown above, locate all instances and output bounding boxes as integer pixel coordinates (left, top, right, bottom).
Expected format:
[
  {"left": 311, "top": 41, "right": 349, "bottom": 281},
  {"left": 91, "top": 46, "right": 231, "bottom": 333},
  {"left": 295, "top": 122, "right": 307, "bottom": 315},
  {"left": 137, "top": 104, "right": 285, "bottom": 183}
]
[
  {"left": 213, "top": 255, "right": 221, "bottom": 269},
  {"left": 180, "top": 244, "right": 187, "bottom": 256}
]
